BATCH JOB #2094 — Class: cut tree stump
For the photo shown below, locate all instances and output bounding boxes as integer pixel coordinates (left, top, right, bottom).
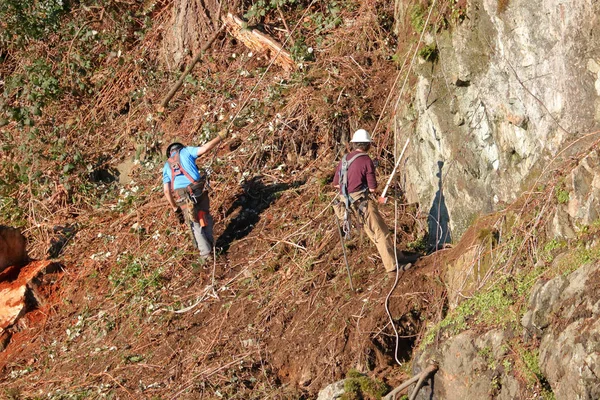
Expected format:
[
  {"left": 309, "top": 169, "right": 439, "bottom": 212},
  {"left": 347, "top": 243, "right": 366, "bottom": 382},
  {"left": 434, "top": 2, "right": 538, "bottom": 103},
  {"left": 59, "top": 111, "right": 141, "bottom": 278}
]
[
  {"left": 158, "top": 13, "right": 295, "bottom": 111},
  {"left": 0, "top": 261, "right": 61, "bottom": 349},
  {"left": 222, "top": 13, "right": 295, "bottom": 72}
]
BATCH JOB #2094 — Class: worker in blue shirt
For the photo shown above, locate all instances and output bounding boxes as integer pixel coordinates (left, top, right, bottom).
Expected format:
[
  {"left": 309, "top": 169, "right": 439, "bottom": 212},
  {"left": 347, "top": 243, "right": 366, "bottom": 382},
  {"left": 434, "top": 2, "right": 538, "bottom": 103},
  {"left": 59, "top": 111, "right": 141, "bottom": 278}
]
[{"left": 162, "top": 129, "right": 227, "bottom": 259}]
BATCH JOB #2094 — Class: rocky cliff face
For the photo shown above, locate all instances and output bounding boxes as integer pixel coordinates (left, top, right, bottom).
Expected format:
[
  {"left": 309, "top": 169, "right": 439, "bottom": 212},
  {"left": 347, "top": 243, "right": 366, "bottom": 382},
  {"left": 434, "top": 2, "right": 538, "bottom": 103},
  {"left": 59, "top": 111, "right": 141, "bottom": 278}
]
[
  {"left": 400, "top": 0, "right": 600, "bottom": 238},
  {"left": 414, "top": 259, "right": 600, "bottom": 399},
  {"left": 403, "top": 0, "right": 600, "bottom": 397},
  {"left": 523, "top": 261, "right": 600, "bottom": 399}
]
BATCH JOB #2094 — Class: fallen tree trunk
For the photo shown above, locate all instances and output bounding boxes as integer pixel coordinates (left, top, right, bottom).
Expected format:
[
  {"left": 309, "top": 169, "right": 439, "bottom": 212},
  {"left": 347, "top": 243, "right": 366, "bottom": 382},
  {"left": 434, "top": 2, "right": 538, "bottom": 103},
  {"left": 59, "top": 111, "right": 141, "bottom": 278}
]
[
  {"left": 383, "top": 364, "right": 438, "bottom": 400},
  {"left": 222, "top": 13, "right": 295, "bottom": 72}
]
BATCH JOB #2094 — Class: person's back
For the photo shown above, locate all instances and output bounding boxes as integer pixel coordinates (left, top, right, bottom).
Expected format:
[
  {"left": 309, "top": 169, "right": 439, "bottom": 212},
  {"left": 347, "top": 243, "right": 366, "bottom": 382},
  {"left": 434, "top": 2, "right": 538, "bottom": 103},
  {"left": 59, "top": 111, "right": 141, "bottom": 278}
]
[
  {"left": 163, "top": 146, "right": 203, "bottom": 190},
  {"left": 332, "top": 129, "right": 397, "bottom": 273},
  {"left": 333, "top": 149, "right": 376, "bottom": 196},
  {"left": 162, "top": 130, "right": 228, "bottom": 259}
]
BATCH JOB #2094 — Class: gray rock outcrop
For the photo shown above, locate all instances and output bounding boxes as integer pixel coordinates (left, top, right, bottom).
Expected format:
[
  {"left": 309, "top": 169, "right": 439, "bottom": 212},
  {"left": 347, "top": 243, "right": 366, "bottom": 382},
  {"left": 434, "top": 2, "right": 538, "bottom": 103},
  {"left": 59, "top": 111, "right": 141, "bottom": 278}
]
[
  {"left": 398, "top": 0, "right": 600, "bottom": 239},
  {"left": 551, "top": 149, "right": 600, "bottom": 239},
  {"left": 522, "top": 261, "right": 600, "bottom": 399},
  {"left": 316, "top": 380, "right": 345, "bottom": 400},
  {"left": 413, "top": 329, "right": 524, "bottom": 399}
]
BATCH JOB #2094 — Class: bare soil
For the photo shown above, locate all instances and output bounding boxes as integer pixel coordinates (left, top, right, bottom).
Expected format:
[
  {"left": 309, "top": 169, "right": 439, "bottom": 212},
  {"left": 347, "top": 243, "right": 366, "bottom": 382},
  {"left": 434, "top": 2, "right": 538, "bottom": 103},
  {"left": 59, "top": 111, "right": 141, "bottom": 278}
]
[{"left": 0, "top": 177, "right": 447, "bottom": 398}]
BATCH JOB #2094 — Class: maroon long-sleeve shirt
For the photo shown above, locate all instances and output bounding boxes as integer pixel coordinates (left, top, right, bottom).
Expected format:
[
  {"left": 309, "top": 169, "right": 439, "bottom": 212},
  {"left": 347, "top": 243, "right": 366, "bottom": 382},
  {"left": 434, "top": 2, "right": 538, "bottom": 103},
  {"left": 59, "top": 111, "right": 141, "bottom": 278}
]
[{"left": 332, "top": 150, "right": 377, "bottom": 194}]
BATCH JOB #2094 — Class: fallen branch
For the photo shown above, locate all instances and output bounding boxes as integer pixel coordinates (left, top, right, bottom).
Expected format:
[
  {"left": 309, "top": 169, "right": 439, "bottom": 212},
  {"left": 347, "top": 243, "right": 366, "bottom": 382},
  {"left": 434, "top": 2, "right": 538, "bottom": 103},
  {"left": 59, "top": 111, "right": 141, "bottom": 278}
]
[
  {"left": 158, "top": 25, "right": 225, "bottom": 111},
  {"left": 222, "top": 13, "right": 295, "bottom": 72},
  {"left": 383, "top": 363, "right": 438, "bottom": 400}
]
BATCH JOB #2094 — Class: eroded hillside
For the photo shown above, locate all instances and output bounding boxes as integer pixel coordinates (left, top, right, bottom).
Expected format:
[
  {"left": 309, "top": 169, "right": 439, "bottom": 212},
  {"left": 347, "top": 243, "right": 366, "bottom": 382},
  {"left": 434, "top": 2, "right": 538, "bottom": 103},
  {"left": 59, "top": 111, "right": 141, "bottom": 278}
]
[
  {"left": 0, "top": 0, "right": 441, "bottom": 398},
  {"left": 1, "top": 0, "right": 600, "bottom": 399}
]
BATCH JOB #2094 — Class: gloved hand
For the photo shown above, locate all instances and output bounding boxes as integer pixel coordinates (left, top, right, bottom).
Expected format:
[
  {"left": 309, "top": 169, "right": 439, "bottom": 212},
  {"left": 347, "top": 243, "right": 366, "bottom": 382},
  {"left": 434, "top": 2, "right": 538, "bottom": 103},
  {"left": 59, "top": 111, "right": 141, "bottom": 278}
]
[
  {"left": 217, "top": 129, "right": 228, "bottom": 140},
  {"left": 174, "top": 207, "right": 185, "bottom": 224}
]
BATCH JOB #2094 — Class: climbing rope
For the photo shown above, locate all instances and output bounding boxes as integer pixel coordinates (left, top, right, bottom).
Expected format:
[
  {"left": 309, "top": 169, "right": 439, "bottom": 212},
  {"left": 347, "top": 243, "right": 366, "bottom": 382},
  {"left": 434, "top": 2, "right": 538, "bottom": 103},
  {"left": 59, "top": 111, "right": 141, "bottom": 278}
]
[{"left": 383, "top": 0, "right": 438, "bottom": 366}]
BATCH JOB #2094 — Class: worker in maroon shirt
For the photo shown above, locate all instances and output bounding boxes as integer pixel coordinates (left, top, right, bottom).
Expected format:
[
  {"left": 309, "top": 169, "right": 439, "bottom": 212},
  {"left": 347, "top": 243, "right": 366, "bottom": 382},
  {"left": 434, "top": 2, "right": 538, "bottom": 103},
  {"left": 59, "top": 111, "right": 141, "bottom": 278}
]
[{"left": 333, "top": 129, "right": 397, "bottom": 273}]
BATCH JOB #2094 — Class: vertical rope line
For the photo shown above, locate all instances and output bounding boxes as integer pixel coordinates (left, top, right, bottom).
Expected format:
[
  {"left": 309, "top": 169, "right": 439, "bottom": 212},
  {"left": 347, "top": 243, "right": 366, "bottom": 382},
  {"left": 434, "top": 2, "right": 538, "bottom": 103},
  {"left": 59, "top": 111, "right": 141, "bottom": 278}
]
[{"left": 384, "top": 0, "right": 438, "bottom": 367}]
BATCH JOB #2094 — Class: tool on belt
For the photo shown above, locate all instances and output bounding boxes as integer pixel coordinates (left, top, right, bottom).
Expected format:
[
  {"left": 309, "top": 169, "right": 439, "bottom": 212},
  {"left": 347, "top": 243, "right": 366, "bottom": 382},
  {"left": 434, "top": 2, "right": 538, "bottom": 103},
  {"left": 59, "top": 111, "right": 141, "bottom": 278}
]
[
  {"left": 338, "top": 152, "right": 369, "bottom": 239},
  {"left": 167, "top": 146, "right": 208, "bottom": 224}
]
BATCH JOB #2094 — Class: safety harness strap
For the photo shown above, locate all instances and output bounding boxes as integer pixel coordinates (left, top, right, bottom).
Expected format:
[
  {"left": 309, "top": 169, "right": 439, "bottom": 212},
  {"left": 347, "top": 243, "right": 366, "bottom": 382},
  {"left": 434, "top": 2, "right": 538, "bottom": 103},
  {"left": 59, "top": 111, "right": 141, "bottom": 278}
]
[
  {"left": 340, "top": 152, "right": 369, "bottom": 209},
  {"left": 339, "top": 152, "right": 369, "bottom": 239},
  {"left": 168, "top": 149, "right": 198, "bottom": 193}
]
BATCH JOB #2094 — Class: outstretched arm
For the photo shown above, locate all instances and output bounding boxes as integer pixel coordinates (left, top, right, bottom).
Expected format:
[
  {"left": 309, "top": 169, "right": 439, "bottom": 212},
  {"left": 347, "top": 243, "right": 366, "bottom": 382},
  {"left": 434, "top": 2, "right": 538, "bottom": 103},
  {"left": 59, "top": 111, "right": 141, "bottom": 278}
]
[{"left": 197, "top": 130, "right": 228, "bottom": 156}]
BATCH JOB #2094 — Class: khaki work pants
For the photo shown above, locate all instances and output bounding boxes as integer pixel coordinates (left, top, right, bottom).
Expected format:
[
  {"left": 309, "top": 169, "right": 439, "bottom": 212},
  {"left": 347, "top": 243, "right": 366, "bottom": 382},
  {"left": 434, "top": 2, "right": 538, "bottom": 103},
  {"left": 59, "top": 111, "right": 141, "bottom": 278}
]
[{"left": 333, "top": 193, "right": 397, "bottom": 272}]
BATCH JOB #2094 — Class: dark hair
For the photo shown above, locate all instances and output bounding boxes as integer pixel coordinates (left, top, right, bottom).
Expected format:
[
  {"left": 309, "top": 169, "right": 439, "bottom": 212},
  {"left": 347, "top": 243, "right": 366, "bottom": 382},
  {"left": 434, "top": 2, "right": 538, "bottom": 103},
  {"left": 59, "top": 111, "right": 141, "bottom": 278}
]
[
  {"left": 166, "top": 142, "right": 184, "bottom": 158},
  {"left": 351, "top": 142, "right": 371, "bottom": 151}
]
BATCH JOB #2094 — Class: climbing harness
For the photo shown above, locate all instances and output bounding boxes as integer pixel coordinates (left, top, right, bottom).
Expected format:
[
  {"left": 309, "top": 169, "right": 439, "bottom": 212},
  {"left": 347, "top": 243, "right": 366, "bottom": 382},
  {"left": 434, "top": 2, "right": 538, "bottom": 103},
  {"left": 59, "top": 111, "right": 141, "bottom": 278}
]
[
  {"left": 167, "top": 147, "right": 209, "bottom": 226},
  {"left": 338, "top": 152, "right": 369, "bottom": 238},
  {"left": 168, "top": 148, "right": 206, "bottom": 198}
]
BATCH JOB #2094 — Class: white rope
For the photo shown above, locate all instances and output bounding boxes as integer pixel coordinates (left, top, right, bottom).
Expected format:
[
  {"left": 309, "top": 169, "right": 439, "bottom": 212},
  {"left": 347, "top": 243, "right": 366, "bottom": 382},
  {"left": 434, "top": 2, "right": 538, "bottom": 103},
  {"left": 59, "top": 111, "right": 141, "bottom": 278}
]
[{"left": 384, "top": 0, "right": 438, "bottom": 367}]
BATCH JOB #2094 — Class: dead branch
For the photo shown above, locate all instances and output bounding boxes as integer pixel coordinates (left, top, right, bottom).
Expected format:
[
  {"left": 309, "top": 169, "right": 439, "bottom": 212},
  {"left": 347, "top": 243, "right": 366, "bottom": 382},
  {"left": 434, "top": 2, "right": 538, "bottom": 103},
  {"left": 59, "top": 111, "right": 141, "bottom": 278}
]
[
  {"left": 222, "top": 13, "right": 295, "bottom": 72},
  {"left": 383, "top": 363, "right": 438, "bottom": 400},
  {"left": 159, "top": 25, "right": 226, "bottom": 111}
]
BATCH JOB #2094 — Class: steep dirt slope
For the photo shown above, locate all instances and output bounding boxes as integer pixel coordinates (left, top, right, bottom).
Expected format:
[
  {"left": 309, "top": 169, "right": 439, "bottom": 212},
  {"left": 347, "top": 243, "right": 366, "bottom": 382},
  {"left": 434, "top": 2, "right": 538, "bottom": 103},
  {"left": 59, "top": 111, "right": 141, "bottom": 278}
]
[
  {"left": 0, "top": 173, "right": 446, "bottom": 399},
  {"left": 0, "top": 0, "right": 457, "bottom": 398}
]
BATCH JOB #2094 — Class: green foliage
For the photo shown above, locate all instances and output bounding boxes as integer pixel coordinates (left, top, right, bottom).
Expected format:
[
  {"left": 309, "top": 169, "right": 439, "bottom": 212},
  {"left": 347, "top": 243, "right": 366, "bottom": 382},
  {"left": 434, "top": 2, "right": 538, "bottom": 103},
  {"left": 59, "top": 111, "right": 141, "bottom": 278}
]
[
  {"left": 290, "top": 36, "right": 315, "bottom": 63},
  {"left": 422, "top": 272, "right": 539, "bottom": 347},
  {"left": 449, "top": 0, "right": 467, "bottom": 23},
  {"left": 340, "top": 369, "right": 390, "bottom": 400},
  {"left": 520, "top": 349, "right": 542, "bottom": 385},
  {"left": 244, "top": 0, "right": 297, "bottom": 21},
  {"left": 541, "top": 239, "right": 566, "bottom": 262},
  {"left": 548, "top": 237, "right": 600, "bottom": 276},
  {"left": 516, "top": 347, "right": 554, "bottom": 398},
  {"left": 406, "top": 235, "right": 428, "bottom": 253},
  {"left": 311, "top": 1, "right": 343, "bottom": 35},
  {"left": 2, "top": 58, "right": 60, "bottom": 126},
  {"left": 109, "top": 255, "right": 164, "bottom": 296},
  {"left": 418, "top": 44, "right": 438, "bottom": 62},
  {"left": 124, "top": 354, "right": 145, "bottom": 363},
  {"left": 555, "top": 185, "right": 569, "bottom": 204},
  {"left": 410, "top": 4, "right": 426, "bottom": 33},
  {"left": 0, "top": 0, "right": 65, "bottom": 46}
]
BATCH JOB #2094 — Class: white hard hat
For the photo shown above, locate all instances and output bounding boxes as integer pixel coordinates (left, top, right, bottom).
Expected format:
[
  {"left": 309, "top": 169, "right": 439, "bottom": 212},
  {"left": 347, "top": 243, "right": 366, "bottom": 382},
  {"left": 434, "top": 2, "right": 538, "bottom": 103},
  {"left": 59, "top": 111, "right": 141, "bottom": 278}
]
[{"left": 350, "top": 129, "right": 372, "bottom": 143}]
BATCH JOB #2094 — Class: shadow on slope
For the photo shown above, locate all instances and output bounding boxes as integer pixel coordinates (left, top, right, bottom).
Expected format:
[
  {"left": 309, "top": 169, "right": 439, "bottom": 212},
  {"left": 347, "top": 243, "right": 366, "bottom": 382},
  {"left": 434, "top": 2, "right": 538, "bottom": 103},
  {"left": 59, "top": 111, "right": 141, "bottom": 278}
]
[{"left": 216, "top": 175, "right": 304, "bottom": 253}]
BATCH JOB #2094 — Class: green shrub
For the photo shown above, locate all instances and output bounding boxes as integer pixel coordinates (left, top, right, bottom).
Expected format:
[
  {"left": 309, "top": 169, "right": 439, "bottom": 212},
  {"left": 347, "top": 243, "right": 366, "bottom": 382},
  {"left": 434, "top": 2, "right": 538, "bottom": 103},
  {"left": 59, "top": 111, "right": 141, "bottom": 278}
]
[
  {"left": 410, "top": 4, "right": 426, "bottom": 33},
  {"left": 555, "top": 186, "right": 569, "bottom": 204},
  {"left": 341, "top": 369, "right": 390, "bottom": 400},
  {"left": 419, "top": 44, "right": 438, "bottom": 62},
  {"left": 0, "top": 0, "right": 65, "bottom": 46}
]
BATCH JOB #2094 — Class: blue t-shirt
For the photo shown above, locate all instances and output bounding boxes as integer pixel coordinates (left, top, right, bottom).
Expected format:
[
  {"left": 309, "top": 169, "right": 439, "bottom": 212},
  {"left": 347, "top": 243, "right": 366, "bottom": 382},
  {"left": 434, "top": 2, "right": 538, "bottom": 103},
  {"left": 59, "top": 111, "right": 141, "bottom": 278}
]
[{"left": 162, "top": 147, "right": 202, "bottom": 190}]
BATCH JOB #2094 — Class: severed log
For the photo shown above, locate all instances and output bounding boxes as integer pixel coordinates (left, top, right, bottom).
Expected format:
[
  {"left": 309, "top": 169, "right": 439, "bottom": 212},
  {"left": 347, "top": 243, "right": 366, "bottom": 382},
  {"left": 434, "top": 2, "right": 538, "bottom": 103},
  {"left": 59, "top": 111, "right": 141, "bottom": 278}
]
[
  {"left": 383, "top": 364, "right": 438, "bottom": 400},
  {"left": 222, "top": 13, "right": 295, "bottom": 72},
  {"left": 159, "top": 25, "right": 225, "bottom": 111}
]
